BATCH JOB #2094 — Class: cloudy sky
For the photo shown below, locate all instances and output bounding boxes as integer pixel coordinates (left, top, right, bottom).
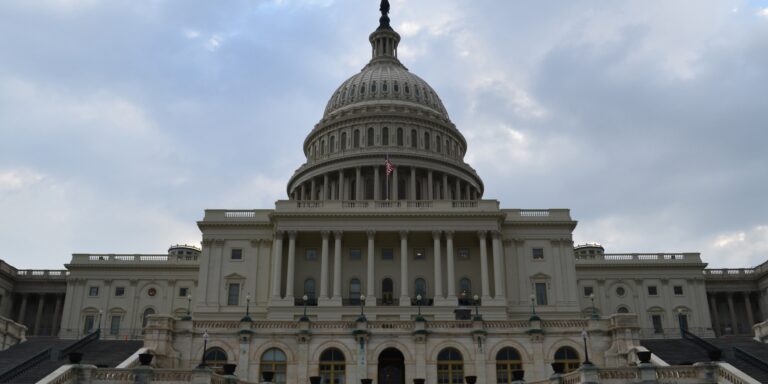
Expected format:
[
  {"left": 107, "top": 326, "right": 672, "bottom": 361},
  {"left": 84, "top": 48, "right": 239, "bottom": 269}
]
[{"left": 1, "top": 0, "right": 767, "bottom": 269}]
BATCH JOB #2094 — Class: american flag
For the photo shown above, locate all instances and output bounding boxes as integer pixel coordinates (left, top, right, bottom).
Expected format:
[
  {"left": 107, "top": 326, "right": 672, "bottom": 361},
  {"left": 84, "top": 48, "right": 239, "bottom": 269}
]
[{"left": 385, "top": 156, "right": 395, "bottom": 176}]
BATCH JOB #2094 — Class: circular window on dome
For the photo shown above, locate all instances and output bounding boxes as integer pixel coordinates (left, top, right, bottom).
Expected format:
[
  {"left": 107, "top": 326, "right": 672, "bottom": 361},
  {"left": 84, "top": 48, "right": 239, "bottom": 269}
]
[{"left": 615, "top": 286, "right": 626, "bottom": 297}]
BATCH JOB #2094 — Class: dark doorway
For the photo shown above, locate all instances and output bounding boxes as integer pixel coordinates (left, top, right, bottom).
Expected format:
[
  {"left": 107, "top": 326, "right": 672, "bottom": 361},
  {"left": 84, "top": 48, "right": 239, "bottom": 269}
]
[
  {"left": 382, "top": 278, "right": 394, "bottom": 305},
  {"left": 378, "top": 348, "right": 405, "bottom": 384}
]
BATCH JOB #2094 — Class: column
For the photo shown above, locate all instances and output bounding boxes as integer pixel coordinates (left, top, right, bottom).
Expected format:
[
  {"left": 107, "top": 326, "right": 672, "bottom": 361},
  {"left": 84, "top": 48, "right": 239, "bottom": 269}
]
[
  {"left": 311, "top": 179, "right": 317, "bottom": 200},
  {"left": 285, "top": 231, "right": 297, "bottom": 300},
  {"left": 399, "top": 231, "right": 410, "bottom": 306},
  {"left": 478, "top": 231, "right": 491, "bottom": 301},
  {"left": 392, "top": 167, "right": 399, "bottom": 200},
  {"left": 338, "top": 170, "right": 345, "bottom": 200},
  {"left": 445, "top": 231, "right": 456, "bottom": 300},
  {"left": 727, "top": 293, "right": 738, "bottom": 334},
  {"left": 300, "top": 184, "right": 306, "bottom": 200},
  {"left": 323, "top": 174, "right": 329, "bottom": 200},
  {"left": 442, "top": 174, "right": 448, "bottom": 200},
  {"left": 427, "top": 170, "right": 434, "bottom": 200},
  {"left": 320, "top": 231, "right": 330, "bottom": 300},
  {"left": 374, "top": 167, "right": 381, "bottom": 200},
  {"left": 455, "top": 178, "right": 461, "bottom": 201},
  {"left": 492, "top": 231, "right": 505, "bottom": 300},
  {"left": 17, "top": 294, "right": 28, "bottom": 324},
  {"left": 432, "top": 231, "right": 443, "bottom": 300},
  {"left": 270, "top": 231, "right": 284, "bottom": 300},
  {"left": 709, "top": 294, "right": 721, "bottom": 336},
  {"left": 367, "top": 231, "right": 376, "bottom": 300},
  {"left": 465, "top": 184, "right": 471, "bottom": 201},
  {"left": 53, "top": 294, "right": 63, "bottom": 336},
  {"left": 332, "top": 231, "right": 343, "bottom": 302},
  {"left": 355, "top": 167, "right": 362, "bottom": 200},
  {"left": 410, "top": 167, "right": 417, "bottom": 199},
  {"left": 745, "top": 293, "right": 755, "bottom": 328},
  {"left": 33, "top": 294, "right": 45, "bottom": 335}
]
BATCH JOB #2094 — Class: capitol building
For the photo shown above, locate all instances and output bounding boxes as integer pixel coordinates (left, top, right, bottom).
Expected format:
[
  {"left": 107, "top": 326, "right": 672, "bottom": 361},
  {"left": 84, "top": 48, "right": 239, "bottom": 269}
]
[{"left": 1, "top": 2, "right": 767, "bottom": 384}]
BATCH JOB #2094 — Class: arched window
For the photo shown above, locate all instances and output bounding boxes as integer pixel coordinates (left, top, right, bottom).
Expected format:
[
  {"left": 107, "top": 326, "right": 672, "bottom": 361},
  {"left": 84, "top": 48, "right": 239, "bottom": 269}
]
[
  {"left": 396, "top": 128, "right": 403, "bottom": 146},
  {"left": 436, "top": 135, "right": 441, "bottom": 153},
  {"left": 411, "top": 130, "right": 417, "bottom": 148},
  {"left": 424, "top": 132, "right": 430, "bottom": 150},
  {"left": 304, "top": 279, "right": 316, "bottom": 300},
  {"left": 437, "top": 348, "right": 463, "bottom": 384},
  {"left": 349, "top": 278, "right": 361, "bottom": 301},
  {"left": 554, "top": 347, "right": 580, "bottom": 373},
  {"left": 367, "top": 128, "right": 374, "bottom": 146},
  {"left": 204, "top": 347, "right": 228, "bottom": 370},
  {"left": 321, "top": 140, "right": 326, "bottom": 156},
  {"left": 617, "top": 306, "right": 630, "bottom": 314},
  {"left": 260, "top": 348, "right": 287, "bottom": 384},
  {"left": 142, "top": 308, "right": 155, "bottom": 328},
  {"left": 496, "top": 347, "right": 523, "bottom": 383},
  {"left": 319, "top": 348, "right": 346, "bottom": 384},
  {"left": 341, "top": 132, "right": 347, "bottom": 151},
  {"left": 382, "top": 127, "right": 389, "bottom": 146},
  {"left": 415, "top": 278, "right": 427, "bottom": 298},
  {"left": 446, "top": 139, "right": 450, "bottom": 154},
  {"left": 354, "top": 130, "right": 360, "bottom": 148},
  {"left": 330, "top": 136, "right": 336, "bottom": 153}
]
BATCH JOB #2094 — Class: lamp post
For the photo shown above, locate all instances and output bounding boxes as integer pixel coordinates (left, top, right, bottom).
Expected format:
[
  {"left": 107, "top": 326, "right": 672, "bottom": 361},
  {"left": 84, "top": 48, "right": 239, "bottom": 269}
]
[
  {"left": 300, "top": 294, "right": 310, "bottom": 322},
  {"left": 198, "top": 330, "right": 209, "bottom": 368},
  {"left": 529, "top": 293, "right": 539, "bottom": 321},
  {"left": 473, "top": 294, "right": 482, "bottom": 320},
  {"left": 241, "top": 293, "right": 252, "bottom": 322},
  {"left": 415, "top": 294, "right": 425, "bottom": 321},
  {"left": 358, "top": 295, "right": 367, "bottom": 322},
  {"left": 97, "top": 309, "right": 103, "bottom": 332},
  {"left": 182, "top": 294, "right": 192, "bottom": 321},
  {"left": 589, "top": 293, "right": 598, "bottom": 320},
  {"left": 581, "top": 330, "right": 592, "bottom": 365},
  {"left": 677, "top": 308, "right": 685, "bottom": 337}
]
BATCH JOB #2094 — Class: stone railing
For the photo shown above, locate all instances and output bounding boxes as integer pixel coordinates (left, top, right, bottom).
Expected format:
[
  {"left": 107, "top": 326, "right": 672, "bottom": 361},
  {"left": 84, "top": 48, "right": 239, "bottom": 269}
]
[
  {"left": 527, "top": 362, "right": 758, "bottom": 384},
  {"left": 576, "top": 253, "right": 702, "bottom": 264},
  {"left": 0, "top": 260, "right": 69, "bottom": 280},
  {"left": 273, "top": 199, "right": 501, "bottom": 213},
  {"left": 754, "top": 319, "right": 768, "bottom": 343},
  {"left": 69, "top": 254, "right": 199, "bottom": 265},
  {"left": 39, "top": 365, "right": 249, "bottom": 384},
  {"left": 0, "top": 315, "right": 27, "bottom": 350}
]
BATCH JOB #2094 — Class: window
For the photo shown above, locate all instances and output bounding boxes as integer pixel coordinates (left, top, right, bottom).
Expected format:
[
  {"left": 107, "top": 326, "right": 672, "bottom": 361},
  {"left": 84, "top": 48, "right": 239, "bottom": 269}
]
[
  {"left": 367, "top": 128, "right": 374, "bottom": 146},
  {"left": 341, "top": 132, "right": 347, "bottom": 150},
  {"left": 353, "top": 129, "right": 360, "bottom": 148},
  {"left": 109, "top": 315, "right": 121, "bottom": 335},
  {"left": 615, "top": 286, "right": 626, "bottom": 297},
  {"left": 414, "top": 248, "right": 426, "bottom": 260},
  {"left": 382, "top": 127, "right": 389, "bottom": 146},
  {"left": 648, "top": 286, "right": 658, "bottom": 296},
  {"left": 88, "top": 286, "right": 99, "bottom": 297},
  {"left": 397, "top": 128, "right": 403, "bottom": 146},
  {"left": 411, "top": 129, "right": 417, "bottom": 148},
  {"left": 424, "top": 132, "right": 430, "bottom": 150},
  {"left": 437, "top": 348, "right": 463, "bottom": 384},
  {"left": 231, "top": 249, "right": 243, "bottom": 260},
  {"left": 305, "top": 248, "right": 318, "bottom": 261},
  {"left": 321, "top": 140, "right": 326, "bottom": 155},
  {"left": 371, "top": 81, "right": 377, "bottom": 93},
  {"left": 535, "top": 283, "right": 548, "bottom": 305},
  {"left": 330, "top": 135, "right": 336, "bottom": 152},
  {"left": 204, "top": 348, "right": 228, "bottom": 370},
  {"left": 179, "top": 287, "right": 189, "bottom": 297},
  {"left": 496, "top": 347, "right": 523, "bottom": 383},
  {"left": 382, "top": 278, "right": 394, "bottom": 304},
  {"left": 459, "top": 278, "right": 472, "bottom": 297},
  {"left": 382, "top": 248, "right": 394, "bottom": 260},
  {"left": 394, "top": 82, "right": 400, "bottom": 93},
  {"left": 304, "top": 279, "right": 316, "bottom": 300},
  {"left": 583, "top": 286, "right": 593, "bottom": 297},
  {"left": 142, "top": 308, "right": 155, "bottom": 328},
  {"left": 617, "top": 306, "right": 630, "bottom": 314},
  {"left": 652, "top": 314, "right": 663, "bottom": 333},
  {"left": 532, "top": 248, "right": 544, "bottom": 260},
  {"left": 261, "top": 348, "right": 287, "bottom": 384},
  {"left": 673, "top": 286, "right": 684, "bottom": 295},
  {"left": 227, "top": 283, "right": 240, "bottom": 306},
  {"left": 83, "top": 315, "right": 95, "bottom": 333},
  {"left": 554, "top": 347, "right": 580, "bottom": 373},
  {"left": 349, "top": 248, "right": 361, "bottom": 261},
  {"left": 436, "top": 135, "right": 441, "bottom": 152},
  {"left": 458, "top": 248, "right": 470, "bottom": 260},
  {"left": 115, "top": 287, "right": 125, "bottom": 297},
  {"left": 415, "top": 278, "right": 427, "bottom": 297},
  {"left": 349, "top": 278, "right": 361, "bottom": 300},
  {"left": 382, "top": 81, "right": 388, "bottom": 92},
  {"left": 319, "top": 348, "right": 346, "bottom": 384}
]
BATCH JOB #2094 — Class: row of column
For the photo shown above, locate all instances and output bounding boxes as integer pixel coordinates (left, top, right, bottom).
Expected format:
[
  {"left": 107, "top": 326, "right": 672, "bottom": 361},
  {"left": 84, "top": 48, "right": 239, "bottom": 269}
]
[
  {"left": 15, "top": 293, "right": 64, "bottom": 336},
  {"left": 291, "top": 165, "right": 480, "bottom": 201},
  {"left": 269, "top": 230, "right": 506, "bottom": 305},
  {"left": 708, "top": 291, "right": 757, "bottom": 336}
]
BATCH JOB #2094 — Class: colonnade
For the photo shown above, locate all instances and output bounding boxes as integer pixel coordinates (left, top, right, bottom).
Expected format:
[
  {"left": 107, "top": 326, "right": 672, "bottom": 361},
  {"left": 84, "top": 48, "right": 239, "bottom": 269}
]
[
  {"left": 269, "top": 230, "right": 506, "bottom": 306},
  {"left": 290, "top": 165, "right": 480, "bottom": 202},
  {"left": 14, "top": 292, "right": 64, "bottom": 336},
  {"left": 707, "top": 291, "right": 761, "bottom": 336}
]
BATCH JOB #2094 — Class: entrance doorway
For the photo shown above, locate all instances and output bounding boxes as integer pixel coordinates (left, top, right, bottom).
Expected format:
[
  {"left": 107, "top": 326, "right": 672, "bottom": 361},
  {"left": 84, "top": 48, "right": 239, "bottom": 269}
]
[{"left": 378, "top": 348, "right": 405, "bottom": 384}]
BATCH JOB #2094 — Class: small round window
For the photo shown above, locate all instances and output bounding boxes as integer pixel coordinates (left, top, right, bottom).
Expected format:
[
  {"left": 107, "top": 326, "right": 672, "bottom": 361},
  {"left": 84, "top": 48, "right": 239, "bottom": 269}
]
[
  {"left": 148, "top": 288, "right": 157, "bottom": 297},
  {"left": 615, "top": 286, "right": 626, "bottom": 297}
]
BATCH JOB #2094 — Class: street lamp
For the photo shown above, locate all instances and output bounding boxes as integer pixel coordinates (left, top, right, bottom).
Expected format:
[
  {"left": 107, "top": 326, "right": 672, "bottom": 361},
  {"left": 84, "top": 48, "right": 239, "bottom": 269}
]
[
  {"left": 677, "top": 308, "right": 686, "bottom": 337},
  {"left": 529, "top": 293, "right": 540, "bottom": 321},
  {"left": 589, "top": 293, "right": 598, "bottom": 320},
  {"left": 198, "top": 330, "right": 209, "bottom": 368},
  {"left": 358, "top": 295, "right": 367, "bottom": 322},
  {"left": 182, "top": 294, "right": 192, "bottom": 321},
  {"left": 581, "top": 330, "right": 592, "bottom": 365},
  {"left": 97, "top": 309, "right": 103, "bottom": 333},
  {"left": 241, "top": 293, "right": 252, "bottom": 322},
  {"left": 415, "top": 294, "right": 425, "bottom": 322},
  {"left": 300, "top": 294, "right": 310, "bottom": 322},
  {"left": 473, "top": 294, "right": 482, "bottom": 320}
]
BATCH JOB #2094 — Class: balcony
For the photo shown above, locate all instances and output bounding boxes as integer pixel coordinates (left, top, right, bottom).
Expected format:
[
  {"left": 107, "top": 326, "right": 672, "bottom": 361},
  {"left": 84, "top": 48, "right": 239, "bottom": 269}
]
[{"left": 294, "top": 297, "right": 318, "bottom": 307}]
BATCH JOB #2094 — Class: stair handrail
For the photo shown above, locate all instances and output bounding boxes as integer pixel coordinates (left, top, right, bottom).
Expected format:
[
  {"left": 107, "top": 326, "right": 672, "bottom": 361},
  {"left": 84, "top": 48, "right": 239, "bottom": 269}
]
[
  {"left": 734, "top": 347, "right": 768, "bottom": 373},
  {"left": 0, "top": 347, "right": 51, "bottom": 383},
  {"left": 60, "top": 329, "right": 100, "bottom": 356},
  {"left": 682, "top": 329, "right": 722, "bottom": 353}
]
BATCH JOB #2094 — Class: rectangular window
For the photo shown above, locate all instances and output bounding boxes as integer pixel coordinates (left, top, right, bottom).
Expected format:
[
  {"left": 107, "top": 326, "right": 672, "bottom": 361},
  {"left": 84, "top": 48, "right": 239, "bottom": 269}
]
[
  {"left": 88, "top": 286, "right": 99, "bottom": 297},
  {"left": 227, "top": 283, "right": 240, "bottom": 306},
  {"left": 231, "top": 249, "right": 243, "bottom": 260},
  {"left": 179, "top": 287, "right": 189, "bottom": 297},
  {"left": 83, "top": 315, "right": 95, "bottom": 333},
  {"left": 673, "top": 286, "right": 684, "bottom": 295},
  {"left": 652, "top": 315, "right": 663, "bottom": 333},
  {"left": 349, "top": 248, "right": 361, "bottom": 261},
  {"left": 114, "top": 287, "right": 125, "bottom": 297},
  {"left": 532, "top": 248, "right": 544, "bottom": 260},
  {"left": 535, "top": 283, "right": 548, "bottom": 306},
  {"left": 382, "top": 248, "right": 394, "bottom": 260},
  {"left": 414, "top": 248, "right": 426, "bottom": 260},
  {"left": 109, "top": 315, "right": 121, "bottom": 335},
  {"left": 583, "top": 286, "right": 594, "bottom": 296},
  {"left": 458, "top": 248, "right": 470, "bottom": 260},
  {"left": 648, "top": 286, "right": 658, "bottom": 296},
  {"left": 305, "top": 248, "right": 318, "bottom": 261}
]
